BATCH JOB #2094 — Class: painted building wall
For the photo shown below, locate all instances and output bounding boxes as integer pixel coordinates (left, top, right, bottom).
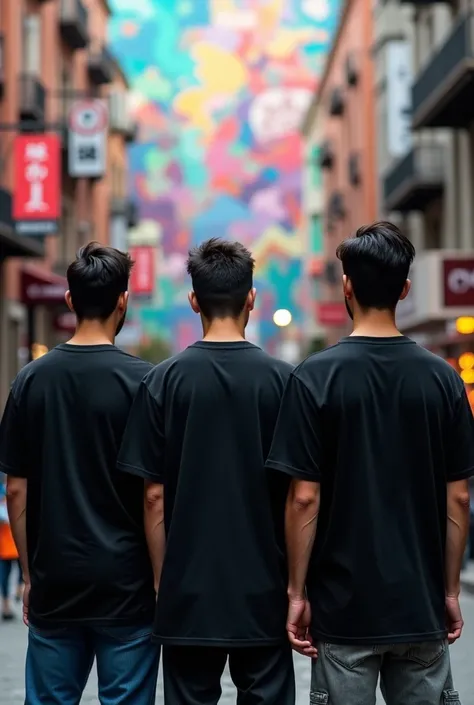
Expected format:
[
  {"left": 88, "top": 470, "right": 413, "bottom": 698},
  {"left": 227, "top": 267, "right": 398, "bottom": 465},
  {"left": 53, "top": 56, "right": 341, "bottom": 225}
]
[{"left": 109, "top": 0, "right": 340, "bottom": 352}]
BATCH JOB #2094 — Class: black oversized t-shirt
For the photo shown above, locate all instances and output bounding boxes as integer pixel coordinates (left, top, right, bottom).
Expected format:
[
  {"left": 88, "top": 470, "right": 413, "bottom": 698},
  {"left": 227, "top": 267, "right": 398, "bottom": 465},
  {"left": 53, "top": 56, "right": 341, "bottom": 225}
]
[
  {"left": 118, "top": 341, "right": 293, "bottom": 646},
  {"left": 266, "top": 336, "right": 474, "bottom": 645},
  {"left": 0, "top": 344, "right": 155, "bottom": 627}
]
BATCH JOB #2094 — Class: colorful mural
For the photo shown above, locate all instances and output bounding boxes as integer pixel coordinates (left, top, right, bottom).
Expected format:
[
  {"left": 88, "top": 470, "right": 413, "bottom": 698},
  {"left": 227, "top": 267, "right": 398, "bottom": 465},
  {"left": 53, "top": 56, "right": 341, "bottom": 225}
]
[{"left": 109, "top": 0, "right": 340, "bottom": 351}]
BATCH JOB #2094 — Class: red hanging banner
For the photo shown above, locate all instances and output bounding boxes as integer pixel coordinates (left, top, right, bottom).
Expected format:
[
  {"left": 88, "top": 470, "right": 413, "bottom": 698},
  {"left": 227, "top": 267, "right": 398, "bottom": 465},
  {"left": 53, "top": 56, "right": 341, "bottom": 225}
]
[
  {"left": 129, "top": 246, "right": 155, "bottom": 297},
  {"left": 14, "top": 134, "right": 61, "bottom": 236}
]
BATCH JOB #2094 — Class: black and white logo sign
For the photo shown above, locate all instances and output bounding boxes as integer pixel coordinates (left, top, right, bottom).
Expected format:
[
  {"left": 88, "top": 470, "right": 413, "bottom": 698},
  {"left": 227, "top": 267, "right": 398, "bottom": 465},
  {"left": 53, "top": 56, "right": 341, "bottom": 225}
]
[{"left": 68, "top": 100, "right": 108, "bottom": 178}]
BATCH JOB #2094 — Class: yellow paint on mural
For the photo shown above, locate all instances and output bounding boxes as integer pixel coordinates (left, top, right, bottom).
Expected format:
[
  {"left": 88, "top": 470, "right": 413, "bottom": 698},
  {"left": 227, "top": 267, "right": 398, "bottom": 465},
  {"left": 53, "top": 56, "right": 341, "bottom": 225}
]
[
  {"left": 173, "top": 87, "right": 213, "bottom": 132},
  {"left": 257, "top": 0, "right": 285, "bottom": 30},
  {"left": 252, "top": 226, "right": 303, "bottom": 271},
  {"left": 192, "top": 43, "right": 247, "bottom": 94},
  {"left": 266, "top": 29, "right": 320, "bottom": 59}
]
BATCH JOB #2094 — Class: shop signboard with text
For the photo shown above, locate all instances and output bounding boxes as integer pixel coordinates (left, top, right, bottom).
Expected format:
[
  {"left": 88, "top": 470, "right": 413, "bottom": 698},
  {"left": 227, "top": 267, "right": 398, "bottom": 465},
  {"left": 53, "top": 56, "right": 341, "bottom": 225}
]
[
  {"left": 129, "top": 246, "right": 155, "bottom": 298},
  {"left": 14, "top": 134, "right": 61, "bottom": 236},
  {"left": 68, "top": 100, "right": 108, "bottom": 178},
  {"left": 21, "top": 268, "right": 67, "bottom": 307},
  {"left": 443, "top": 259, "right": 474, "bottom": 307}
]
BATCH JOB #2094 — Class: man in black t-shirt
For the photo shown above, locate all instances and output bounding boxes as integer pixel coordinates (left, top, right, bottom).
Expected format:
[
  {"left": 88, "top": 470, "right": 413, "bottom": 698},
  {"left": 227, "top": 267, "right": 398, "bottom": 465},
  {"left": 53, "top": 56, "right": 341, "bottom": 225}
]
[
  {"left": 0, "top": 244, "right": 159, "bottom": 705},
  {"left": 266, "top": 222, "right": 474, "bottom": 704},
  {"left": 118, "top": 238, "right": 295, "bottom": 705}
]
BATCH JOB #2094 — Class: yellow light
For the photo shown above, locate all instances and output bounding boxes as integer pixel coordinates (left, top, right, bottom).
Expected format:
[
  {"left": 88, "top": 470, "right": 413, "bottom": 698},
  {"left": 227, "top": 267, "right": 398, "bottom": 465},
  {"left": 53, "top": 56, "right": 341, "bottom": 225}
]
[
  {"left": 456, "top": 317, "right": 474, "bottom": 335},
  {"left": 461, "top": 369, "right": 474, "bottom": 384},
  {"left": 458, "top": 352, "right": 474, "bottom": 370},
  {"left": 273, "top": 309, "right": 292, "bottom": 327},
  {"left": 32, "top": 343, "right": 48, "bottom": 360}
]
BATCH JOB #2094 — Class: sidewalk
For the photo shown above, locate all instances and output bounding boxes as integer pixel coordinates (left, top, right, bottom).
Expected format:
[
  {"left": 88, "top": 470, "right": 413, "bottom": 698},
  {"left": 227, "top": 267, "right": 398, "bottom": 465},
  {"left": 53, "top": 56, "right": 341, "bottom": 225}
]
[{"left": 461, "top": 559, "right": 474, "bottom": 595}]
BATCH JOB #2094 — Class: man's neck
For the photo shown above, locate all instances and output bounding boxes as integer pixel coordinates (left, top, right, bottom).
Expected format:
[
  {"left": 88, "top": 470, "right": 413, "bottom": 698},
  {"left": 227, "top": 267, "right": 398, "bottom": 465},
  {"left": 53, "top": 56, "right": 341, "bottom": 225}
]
[
  {"left": 202, "top": 317, "right": 245, "bottom": 343},
  {"left": 350, "top": 309, "right": 402, "bottom": 338},
  {"left": 66, "top": 320, "right": 115, "bottom": 346}
]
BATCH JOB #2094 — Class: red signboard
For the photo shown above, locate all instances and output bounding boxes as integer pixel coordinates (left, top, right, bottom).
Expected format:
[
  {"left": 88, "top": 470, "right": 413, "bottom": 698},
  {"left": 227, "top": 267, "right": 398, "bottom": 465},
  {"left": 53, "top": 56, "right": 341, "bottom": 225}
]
[
  {"left": 21, "top": 267, "right": 67, "bottom": 307},
  {"left": 129, "top": 247, "right": 155, "bottom": 296},
  {"left": 14, "top": 134, "right": 61, "bottom": 236},
  {"left": 316, "top": 301, "right": 347, "bottom": 326},
  {"left": 443, "top": 259, "right": 474, "bottom": 307}
]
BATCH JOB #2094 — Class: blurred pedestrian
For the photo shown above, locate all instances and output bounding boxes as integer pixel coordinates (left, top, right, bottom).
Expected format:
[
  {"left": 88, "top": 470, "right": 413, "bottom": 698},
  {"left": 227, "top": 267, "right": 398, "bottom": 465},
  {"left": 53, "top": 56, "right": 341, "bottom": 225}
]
[
  {"left": 0, "top": 244, "right": 159, "bottom": 705},
  {"left": 0, "top": 474, "right": 23, "bottom": 620},
  {"left": 118, "top": 238, "right": 296, "bottom": 705},
  {"left": 266, "top": 221, "right": 474, "bottom": 704}
]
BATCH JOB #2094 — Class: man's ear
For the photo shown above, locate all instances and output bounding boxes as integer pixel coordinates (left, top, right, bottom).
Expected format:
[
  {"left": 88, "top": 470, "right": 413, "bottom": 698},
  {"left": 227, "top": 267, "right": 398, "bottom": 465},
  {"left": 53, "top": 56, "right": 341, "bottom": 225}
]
[
  {"left": 342, "top": 275, "right": 353, "bottom": 300},
  {"left": 188, "top": 291, "right": 200, "bottom": 314},
  {"left": 399, "top": 279, "right": 411, "bottom": 301},
  {"left": 247, "top": 288, "right": 257, "bottom": 312},
  {"left": 118, "top": 291, "right": 129, "bottom": 312},
  {"left": 65, "top": 291, "right": 74, "bottom": 313}
]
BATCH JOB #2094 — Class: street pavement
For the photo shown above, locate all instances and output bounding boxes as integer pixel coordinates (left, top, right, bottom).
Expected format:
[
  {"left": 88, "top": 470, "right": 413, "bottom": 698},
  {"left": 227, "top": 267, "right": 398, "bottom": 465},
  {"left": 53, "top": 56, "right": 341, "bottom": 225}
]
[{"left": 2, "top": 595, "right": 474, "bottom": 704}]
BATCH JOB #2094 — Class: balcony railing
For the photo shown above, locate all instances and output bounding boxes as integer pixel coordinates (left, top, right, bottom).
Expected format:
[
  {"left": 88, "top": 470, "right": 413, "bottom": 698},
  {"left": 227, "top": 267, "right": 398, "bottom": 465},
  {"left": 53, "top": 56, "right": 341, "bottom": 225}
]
[
  {"left": 319, "top": 140, "right": 334, "bottom": 169},
  {"left": 88, "top": 43, "right": 115, "bottom": 85},
  {"left": 60, "top": 0, "right": 89, "bottom": 50},
  {"left": 412, "top": 12, "right": 474, "bottom": 129},
  {"left": 19, "top": 74, "right": 46, "bottom": 122},
  {"left": 109, "top": 91, "right": 137, "bottom": 142},
  {"left": 383, "top": 145, "right": 444, "bottom": 213},
  {"left": 329, "top": 87, "right": 344, "bottom": 117},
  {"left": 328, "top": 191, "right": 346, "bottom": 220}
]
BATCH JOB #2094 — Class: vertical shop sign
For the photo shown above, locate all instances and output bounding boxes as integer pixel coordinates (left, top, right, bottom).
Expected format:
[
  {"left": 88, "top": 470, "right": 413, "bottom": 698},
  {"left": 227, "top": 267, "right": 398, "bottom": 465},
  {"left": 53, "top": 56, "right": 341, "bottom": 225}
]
[
  {"left": 129, "top": 246, "right": 155, "bottom": 297},
  {"left": 14, "top": 134, "right": 61, "bottom": 235}
]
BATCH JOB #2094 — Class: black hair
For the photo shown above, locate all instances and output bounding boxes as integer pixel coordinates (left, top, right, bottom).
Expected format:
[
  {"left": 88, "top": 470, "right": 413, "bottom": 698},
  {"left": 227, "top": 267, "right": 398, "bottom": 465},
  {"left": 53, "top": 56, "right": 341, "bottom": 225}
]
[
  {"left": 336, "top": 221, "right": 415, "bottom": 310},
  {"left": 186, "top": 238, "right": 255, "bottom": 319},
  {"left": 67, "top": 242, "right": 133, "bottom": 320}
]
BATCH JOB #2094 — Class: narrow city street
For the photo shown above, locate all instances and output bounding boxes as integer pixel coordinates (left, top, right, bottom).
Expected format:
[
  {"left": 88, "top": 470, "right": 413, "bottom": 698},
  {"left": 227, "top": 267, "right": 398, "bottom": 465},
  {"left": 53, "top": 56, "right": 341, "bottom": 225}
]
[{"left": 1, "top": 594, "right": 474, "bottom": 704}]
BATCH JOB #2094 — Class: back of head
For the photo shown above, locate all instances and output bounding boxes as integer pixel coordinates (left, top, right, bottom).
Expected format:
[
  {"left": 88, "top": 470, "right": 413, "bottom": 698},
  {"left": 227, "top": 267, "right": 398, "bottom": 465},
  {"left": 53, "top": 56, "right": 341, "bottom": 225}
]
[
  {"left": 336, "top": 221, "right": 416, "bottom": 310},
  {"left": 186, "top": 238, "right": 255, "bottom": 319},
  {"left": 67, "top": 242, "right": 133, "bottom": 320}
]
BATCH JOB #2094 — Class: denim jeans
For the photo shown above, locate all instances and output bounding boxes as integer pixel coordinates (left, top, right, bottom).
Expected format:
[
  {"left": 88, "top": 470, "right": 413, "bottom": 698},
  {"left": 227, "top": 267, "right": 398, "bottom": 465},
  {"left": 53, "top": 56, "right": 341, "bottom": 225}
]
[
  {"left": 0, "top": 559, "right": 22, "bottom": 599},
  {"left": 25, "top": 622, "right": 160, "bottom": 705},
  {"left": 311, "top": 641, "right": 461, "bottom": 705}
]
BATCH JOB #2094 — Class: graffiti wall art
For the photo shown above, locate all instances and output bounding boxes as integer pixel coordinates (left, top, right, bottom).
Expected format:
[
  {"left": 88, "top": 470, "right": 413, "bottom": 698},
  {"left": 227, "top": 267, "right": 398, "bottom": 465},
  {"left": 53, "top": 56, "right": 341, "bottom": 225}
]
[{"left": 109, "top": 0, "right": 340, "bottom": 351}]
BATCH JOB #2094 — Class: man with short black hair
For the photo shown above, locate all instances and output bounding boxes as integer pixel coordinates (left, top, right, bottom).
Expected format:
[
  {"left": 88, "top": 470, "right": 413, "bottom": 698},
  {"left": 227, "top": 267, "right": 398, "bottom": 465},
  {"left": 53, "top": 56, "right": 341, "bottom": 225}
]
[
  {"left": 266, "top": 222, "right": 474, "bottom": 704},
  {"left": 0, "top": 243, "right": 159, "bottom": 705},
  {"left": 118, "top": 238, "right": 296, "bottom": 705}
]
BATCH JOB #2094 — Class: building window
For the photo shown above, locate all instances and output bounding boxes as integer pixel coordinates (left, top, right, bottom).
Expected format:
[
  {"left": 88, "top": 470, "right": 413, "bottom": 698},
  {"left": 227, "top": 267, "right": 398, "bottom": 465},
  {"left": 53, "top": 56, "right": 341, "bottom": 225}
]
[{"left": 22, "top": 14, "right": 41, "bottom": 75}]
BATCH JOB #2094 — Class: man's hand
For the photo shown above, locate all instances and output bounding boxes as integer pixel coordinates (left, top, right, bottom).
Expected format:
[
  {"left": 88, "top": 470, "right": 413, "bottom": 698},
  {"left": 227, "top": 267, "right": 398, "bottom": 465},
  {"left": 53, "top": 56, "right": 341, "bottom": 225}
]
[
  {"left": 287, "top": 597, "right": 317, "bottom": 658},
  {"left": 23, "top": 582, "right": 31, "bottom": 627},
  {"left": 446, "top": 595, "right": 463, "bottom": 644}
]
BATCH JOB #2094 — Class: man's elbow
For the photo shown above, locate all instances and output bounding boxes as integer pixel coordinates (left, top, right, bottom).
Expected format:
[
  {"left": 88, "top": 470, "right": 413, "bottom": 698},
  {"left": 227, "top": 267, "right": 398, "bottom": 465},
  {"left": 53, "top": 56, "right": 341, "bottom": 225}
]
[
  {"left": 448, "top": 480, "right": 470, "bottom": 510},
  {"left": 6, "top": 476, "right": 27, "bottom": 503},
  {"left": 289, "top": 480, "right": 320, "bottom": 512},
  {"left": 144, "top": 481, "right": 164, "bottom": 512}
]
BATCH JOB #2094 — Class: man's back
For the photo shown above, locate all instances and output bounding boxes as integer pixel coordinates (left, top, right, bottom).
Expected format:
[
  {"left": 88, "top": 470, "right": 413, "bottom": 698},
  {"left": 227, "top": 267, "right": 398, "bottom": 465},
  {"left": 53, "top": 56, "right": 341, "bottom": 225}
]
[
  {"left": 267, "top": 335, "right": 474, "bottom": 643},
  {"left": 0, "top": 343, "right": 154, "bottom": 627},
  {"left": 118, "top": 340, "right": 293, "bottom": 645}
]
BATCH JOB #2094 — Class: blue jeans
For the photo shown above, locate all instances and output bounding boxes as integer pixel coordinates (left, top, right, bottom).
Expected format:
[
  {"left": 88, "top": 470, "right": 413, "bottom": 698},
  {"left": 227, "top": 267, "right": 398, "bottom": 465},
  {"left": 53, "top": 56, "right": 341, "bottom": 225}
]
[{"left": 25, "top": 623, "right": 160, "bottom": 705}]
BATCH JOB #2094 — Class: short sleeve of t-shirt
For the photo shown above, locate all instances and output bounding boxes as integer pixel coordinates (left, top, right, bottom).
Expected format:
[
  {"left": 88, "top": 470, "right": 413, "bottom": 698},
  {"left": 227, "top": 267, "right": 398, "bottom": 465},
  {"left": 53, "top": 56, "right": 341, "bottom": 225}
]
[
  {"left": 447, "top": 387, "right": 474, "bottom": 482},
  {"left": 117, "top": 379, "right": 165, "bottom": 484},
  {"left": 0, "top": 390, "right": 27, "bottom": 479},
  {"left": 265, "top": 373, "right": 322, "bottom": 482}
]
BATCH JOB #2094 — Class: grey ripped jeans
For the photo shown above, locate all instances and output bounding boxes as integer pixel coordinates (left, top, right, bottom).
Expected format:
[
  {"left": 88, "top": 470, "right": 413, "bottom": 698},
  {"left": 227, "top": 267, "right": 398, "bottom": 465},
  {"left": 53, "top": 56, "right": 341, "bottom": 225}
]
[{"left": 311, "top": 641, "right": 461, "bottom": 705}]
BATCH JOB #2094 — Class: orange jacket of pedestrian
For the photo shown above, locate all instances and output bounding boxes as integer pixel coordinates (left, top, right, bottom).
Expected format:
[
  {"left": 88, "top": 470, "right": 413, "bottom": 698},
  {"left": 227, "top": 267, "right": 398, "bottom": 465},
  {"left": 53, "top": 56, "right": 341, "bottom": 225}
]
[{"left": 0, "top": 520, "right": 19, "bottom": 561}]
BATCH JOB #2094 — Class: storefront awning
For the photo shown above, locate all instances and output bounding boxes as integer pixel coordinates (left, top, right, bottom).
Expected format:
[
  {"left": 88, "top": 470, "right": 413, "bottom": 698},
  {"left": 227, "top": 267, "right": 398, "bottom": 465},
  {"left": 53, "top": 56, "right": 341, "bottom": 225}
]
[
  {"left": 21, "top": 265, "right": 68, "bottom": 307},
  {"left": 0, "top": 188, "right": 45, "bottom": 259}
]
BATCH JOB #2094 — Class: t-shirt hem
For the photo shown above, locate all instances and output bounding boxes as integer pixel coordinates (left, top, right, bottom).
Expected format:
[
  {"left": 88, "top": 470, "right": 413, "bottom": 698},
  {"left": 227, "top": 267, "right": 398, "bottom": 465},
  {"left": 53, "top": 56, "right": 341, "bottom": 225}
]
[
  {"left": 117, "top": 461, "right": 163, "bottom": 484},
  {"left": 0, "top": 459, "right": 27, "bottom": 478},
  {"left": 152, "top": 635, "right": 286, "bottom": 647},
  {"left": 265, "top": 459, "right": 321, "bottom": 482},
  {"left": 30, "top": 613, "right": 155, "bottom": 629},
  {"left": 448, "top": 465, "right": 474, "bottom": 482},
  {"left": 312, "top": 628, "right": 447, "bottom": 645}
]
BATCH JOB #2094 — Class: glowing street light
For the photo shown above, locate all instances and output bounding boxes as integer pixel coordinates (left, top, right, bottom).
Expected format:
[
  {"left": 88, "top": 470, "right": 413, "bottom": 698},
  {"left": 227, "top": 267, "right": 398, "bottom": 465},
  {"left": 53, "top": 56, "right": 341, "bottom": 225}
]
[{"left": 273, "top": 309, "right": 292, "bottom": 327}]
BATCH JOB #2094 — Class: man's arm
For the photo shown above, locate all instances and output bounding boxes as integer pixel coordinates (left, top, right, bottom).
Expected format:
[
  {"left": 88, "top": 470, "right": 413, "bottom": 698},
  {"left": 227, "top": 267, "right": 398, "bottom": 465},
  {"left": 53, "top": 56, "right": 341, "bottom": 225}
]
[
  {"left": 446, "top": 479, "right": 470, "bottom": 598},
  {"left": 144, "top": 481, "right": 165, "bottom": 593},
  {"left": 286, "top": 479, "right": 321, "bottom": 601}
]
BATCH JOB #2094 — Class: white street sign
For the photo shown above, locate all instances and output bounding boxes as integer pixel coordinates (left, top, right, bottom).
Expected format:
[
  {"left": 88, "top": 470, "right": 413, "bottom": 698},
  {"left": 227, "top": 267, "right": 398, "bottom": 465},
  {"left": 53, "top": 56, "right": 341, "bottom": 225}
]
[{"left": 68, "top": 99, "right": 108, "bottom": 178}]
